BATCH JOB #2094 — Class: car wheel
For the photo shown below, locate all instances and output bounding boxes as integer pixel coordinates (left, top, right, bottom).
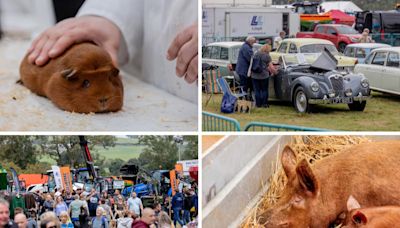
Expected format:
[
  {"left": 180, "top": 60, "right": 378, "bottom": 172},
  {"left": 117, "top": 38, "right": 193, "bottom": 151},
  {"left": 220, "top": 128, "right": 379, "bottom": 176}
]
[
  {"left": 293, "top": 87, "right": 311, "bottom": 113},
  {"left": 338, "top": 42, "right": 347, "bottom": 53},
  {"left": 348, "top": 101, "right": 366, "bottom": 111}
]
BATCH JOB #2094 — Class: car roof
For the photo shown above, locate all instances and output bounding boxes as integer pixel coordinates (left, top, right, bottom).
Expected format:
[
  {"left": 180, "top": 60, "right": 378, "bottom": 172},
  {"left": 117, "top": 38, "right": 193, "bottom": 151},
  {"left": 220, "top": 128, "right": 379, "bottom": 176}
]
[
  {"left": 371, "top": 47, "right": 400, "bottom": 52},
  {"left": 282, "top": 38, "right": 335, "bottom": 46},
  {"left": 206, "top": 41, "right": 262, "bottom": 48},
  {"left": 346, "top": 43, "right": 391, "bottom": 48}
]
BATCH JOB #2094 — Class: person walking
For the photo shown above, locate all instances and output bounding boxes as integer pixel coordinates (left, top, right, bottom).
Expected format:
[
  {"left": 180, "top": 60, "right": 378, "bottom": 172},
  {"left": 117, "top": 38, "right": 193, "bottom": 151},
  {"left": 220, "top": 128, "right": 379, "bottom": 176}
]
[
  {"left": 59, "top": 211, "right": 74, "bottom": 228},
  {"left": 0, "top": 198, "right": 18, "bottom": 228},
  {"left": 127, "top": 193, "right": 143, "bottom": 218},
  {"left": 131, "top": 208, "right": 155, "bottom": 228},
  {"left": 54, "top": 196, "right": 68, "bottom": 218},
  {"left": 236, "top": 36, "right": 257, "bottom": 98},
  {"left": 251, "top": 44, "right": 276, "bottom": 108},
  {"left": 91, "top": 207, "right": 108, "bottom": 228},
  {"left": 69, "top": 194, "right": 87, "bottom": 227},
  {"left": 171, "top": 190, "right": 184, "bottom": 227}
]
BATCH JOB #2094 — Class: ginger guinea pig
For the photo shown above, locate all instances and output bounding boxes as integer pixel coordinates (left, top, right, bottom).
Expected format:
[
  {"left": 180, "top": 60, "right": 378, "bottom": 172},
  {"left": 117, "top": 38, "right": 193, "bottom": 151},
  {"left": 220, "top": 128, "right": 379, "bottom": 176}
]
[{"left": 19, "top": 42, "right": 123, "bottom": 113}]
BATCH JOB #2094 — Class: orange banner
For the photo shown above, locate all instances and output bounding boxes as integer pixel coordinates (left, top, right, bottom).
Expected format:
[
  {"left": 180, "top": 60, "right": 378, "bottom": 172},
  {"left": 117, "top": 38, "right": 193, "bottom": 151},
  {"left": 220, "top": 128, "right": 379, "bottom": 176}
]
[
  {"left": 60, "top": 167, "right": 72, "bottom": 193},
  {"left": 170, "top": 170, "right": 177, "bottom": 196}
]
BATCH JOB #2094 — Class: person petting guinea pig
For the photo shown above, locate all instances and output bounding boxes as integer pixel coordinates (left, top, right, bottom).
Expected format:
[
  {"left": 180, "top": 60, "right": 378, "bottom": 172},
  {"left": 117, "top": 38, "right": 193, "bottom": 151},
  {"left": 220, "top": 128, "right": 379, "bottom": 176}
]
[{"left": 25, "top": 0, "right": 198, "bottom": 112}]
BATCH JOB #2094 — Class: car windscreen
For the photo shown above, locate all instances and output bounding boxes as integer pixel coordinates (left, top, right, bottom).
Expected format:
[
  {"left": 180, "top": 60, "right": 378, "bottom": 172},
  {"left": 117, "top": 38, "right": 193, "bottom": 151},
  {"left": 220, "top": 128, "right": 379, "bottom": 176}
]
[
  {"left": 381, "top": 13, "right": 400, "bottom": 33},
  {"left": 335, "top": 26, "right": 359, "bottom": 34},
  {"left": 300, "top": 44, "right": 339, "bottom": 55}
]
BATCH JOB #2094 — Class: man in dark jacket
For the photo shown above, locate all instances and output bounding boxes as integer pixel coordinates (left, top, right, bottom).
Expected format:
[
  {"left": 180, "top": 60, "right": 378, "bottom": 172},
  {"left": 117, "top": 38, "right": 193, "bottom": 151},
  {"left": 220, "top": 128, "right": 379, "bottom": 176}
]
[
  {"left": 171, "top": 190, "right": 185, "bottom": 227},
  {"left": 132, "top": 208, "right": 155, "bottom": 228},
  {"left": 236, "top": 36, "right": 257, "bottom": 96}
]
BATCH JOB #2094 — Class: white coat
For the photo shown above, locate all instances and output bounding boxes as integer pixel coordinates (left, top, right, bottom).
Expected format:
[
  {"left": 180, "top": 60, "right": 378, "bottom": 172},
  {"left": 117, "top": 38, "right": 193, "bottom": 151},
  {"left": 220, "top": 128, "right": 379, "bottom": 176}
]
[{"left": 77, "top": 0, "right": 198, "bottom": 104}]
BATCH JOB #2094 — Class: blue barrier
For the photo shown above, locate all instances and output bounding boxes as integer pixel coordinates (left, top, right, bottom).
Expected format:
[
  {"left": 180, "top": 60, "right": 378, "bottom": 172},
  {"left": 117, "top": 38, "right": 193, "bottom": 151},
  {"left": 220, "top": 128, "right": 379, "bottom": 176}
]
[
  {"left": 244, "top": 122, "right": 329, "bottom": 131},
  {"left": 202, "top": 112, "right": 241, "bottom": 131}
]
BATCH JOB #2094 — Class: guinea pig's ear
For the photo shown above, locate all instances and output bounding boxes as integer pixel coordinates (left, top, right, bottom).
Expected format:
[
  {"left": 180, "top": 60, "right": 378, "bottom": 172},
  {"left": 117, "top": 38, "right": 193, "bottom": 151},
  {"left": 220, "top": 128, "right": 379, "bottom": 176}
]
[
  {"left": 111, "top": 67, "right": 120, "bottom": 77},
  {"left": 61, "top": 69, "right": 78, "bottom": 80}
]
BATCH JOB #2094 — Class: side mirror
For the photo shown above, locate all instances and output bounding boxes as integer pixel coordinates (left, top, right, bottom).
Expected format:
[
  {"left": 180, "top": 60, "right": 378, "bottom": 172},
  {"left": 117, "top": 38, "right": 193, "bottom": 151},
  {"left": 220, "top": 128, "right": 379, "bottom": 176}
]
[{"left": 332, "top": 32, "right": 338, "bottom": 36}]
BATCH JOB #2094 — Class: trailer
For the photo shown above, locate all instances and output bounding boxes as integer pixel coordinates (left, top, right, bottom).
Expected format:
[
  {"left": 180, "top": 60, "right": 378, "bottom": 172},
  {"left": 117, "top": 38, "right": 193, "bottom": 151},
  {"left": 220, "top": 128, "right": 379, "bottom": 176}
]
[{"left": 202, "top": 5, "right": 300, "bottom": 45}]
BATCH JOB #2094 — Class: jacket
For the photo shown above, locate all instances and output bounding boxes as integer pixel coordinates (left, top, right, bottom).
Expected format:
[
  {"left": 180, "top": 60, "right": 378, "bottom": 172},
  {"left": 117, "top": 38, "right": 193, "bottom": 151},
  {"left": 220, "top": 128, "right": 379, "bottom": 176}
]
[
  {"left": 131, "top": 220, "right": 149, "bottom": 228},
  {"left": 236, "top": 42, "right": 254, "bottom": 76}
]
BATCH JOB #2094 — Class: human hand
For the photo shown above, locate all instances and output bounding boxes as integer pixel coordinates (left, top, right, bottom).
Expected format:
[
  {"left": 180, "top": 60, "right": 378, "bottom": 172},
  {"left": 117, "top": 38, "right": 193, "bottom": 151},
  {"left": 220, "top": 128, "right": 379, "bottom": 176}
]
[
  {"left": 166, "top": 22, "right": 198, "bottom": 84},
  {"left": 28, "top": 16, "right": 121, "bottom": 67}
]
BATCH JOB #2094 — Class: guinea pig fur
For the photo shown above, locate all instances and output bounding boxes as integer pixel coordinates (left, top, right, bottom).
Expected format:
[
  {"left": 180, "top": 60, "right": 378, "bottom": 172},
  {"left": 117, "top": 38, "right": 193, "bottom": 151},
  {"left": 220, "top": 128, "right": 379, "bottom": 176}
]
[{"left": 19, "top": 42, "right": 123, "bottom": 113}]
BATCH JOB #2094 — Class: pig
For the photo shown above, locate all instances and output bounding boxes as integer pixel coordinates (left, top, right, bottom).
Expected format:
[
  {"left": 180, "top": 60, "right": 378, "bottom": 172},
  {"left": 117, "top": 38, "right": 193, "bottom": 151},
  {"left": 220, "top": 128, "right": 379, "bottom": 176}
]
[
  {"left": 260, "top": 141, "right": 400, "bottom": 228},
  {"left": 341, "top": 195, "right": 400, "bottom": 228}
]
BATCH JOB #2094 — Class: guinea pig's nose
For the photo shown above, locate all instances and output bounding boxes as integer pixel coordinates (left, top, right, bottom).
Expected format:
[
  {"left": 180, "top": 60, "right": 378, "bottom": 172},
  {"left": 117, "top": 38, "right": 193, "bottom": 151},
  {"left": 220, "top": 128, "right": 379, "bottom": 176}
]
[{"left": 99, "top": 97, "right": 109, "bottom": 104}]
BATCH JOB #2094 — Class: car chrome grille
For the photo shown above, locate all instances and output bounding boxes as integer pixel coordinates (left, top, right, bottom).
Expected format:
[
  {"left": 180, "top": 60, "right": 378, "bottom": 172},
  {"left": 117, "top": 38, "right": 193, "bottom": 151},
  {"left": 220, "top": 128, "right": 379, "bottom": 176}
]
[{"left": 330, "top": 76, "right": 344, "bottom": 92}]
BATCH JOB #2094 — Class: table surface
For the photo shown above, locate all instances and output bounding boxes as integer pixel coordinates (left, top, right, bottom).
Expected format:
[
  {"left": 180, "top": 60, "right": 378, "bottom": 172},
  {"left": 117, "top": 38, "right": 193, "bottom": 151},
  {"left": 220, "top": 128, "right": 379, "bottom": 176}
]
[{"left": 0, "top": 37, "right": 197, "bottom": 131}]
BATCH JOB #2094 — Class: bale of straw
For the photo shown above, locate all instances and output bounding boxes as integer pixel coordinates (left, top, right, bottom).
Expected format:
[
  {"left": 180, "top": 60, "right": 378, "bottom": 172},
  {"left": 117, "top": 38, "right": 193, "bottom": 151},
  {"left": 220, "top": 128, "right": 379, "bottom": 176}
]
[{"left": 241, "top": 136, "right": 371, "bottom": 228}]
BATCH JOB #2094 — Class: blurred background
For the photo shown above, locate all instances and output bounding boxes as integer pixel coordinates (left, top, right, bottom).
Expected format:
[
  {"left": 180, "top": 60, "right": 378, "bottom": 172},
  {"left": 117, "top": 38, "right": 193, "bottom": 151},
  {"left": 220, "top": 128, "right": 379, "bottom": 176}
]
[{"left": 0, "top": 0, "right": 85, "bottom": 39}]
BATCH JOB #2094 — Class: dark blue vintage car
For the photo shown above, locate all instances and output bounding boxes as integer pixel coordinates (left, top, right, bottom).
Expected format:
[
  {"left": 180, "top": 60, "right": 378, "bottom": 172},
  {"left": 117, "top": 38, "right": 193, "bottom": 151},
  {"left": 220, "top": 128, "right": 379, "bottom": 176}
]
[{"left": 269, "top": 48, "right": 370, "bottom": 113}]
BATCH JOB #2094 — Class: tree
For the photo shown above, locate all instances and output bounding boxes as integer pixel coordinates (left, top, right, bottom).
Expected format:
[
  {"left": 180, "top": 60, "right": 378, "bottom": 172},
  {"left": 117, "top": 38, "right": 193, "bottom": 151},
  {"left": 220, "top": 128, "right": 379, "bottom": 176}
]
[
  {"left": 36, "top": 136, "right": 116, "bottom": 171},
  {"left": 182, "top": 136, "right": 198, "bottom": 160},
  {"left": 0, "top": 136, "right": 40, "bottom": 169},
  {"left": 107, "top": 159, "right": 125, "bottom": 176}
]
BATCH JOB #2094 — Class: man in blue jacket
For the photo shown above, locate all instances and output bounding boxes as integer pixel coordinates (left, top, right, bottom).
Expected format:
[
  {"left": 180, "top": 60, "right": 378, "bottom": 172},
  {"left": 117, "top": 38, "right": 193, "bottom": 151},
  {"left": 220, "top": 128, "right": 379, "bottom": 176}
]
[
  {"left": 236, "top": 36, "right": 256, "bottom": 97},
  {"left": 171, "top": 189, "right": 185, "bottom": 227}
]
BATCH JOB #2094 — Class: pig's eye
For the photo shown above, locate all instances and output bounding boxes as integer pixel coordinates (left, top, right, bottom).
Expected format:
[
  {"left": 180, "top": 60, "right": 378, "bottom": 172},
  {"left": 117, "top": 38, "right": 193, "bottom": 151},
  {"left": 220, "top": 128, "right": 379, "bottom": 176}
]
[
  {"left": 82, "top": 79, "right": 90, "bottom": 88},
  {"left": 293, "top": 196, "right": 303, "bottom": 203}
]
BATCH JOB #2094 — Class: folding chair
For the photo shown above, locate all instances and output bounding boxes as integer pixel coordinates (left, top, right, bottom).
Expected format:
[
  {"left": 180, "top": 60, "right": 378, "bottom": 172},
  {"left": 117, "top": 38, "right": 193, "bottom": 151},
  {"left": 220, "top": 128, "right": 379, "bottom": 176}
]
[
  {"left": 216, "top": 77, "right": 247, "bottom": 100},
  {"left": 202, "top": 65, "right": 222, "bottom": 107}
]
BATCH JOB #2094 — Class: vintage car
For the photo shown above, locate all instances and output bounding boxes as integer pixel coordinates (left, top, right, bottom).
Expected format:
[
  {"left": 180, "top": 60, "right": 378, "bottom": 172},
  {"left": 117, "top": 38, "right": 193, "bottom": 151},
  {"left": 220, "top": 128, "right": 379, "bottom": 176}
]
[
  {"left": 202, "top": 41, "right": 262, "bottom": 77},
  {"left": 269, "top": 48, "right": 370, "bottom": 113},
  {"left": 344, "top": 43, "right": 391, "bottom": 63},
  {"left": 354, "top": 47, "right": 400, "bottom": 95},
  {"left": 270, "top": 38, "right": 358, "bottom": 69}
]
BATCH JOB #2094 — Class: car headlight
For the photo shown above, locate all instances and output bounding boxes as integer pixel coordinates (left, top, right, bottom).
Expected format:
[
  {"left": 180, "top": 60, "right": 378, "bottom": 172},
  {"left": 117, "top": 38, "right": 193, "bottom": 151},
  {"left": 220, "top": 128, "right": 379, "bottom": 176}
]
[
  {"left": 328, "top": 89, "right": 336, "bottom": 98},
  {"left": 361, "top": 78, "right": 369, "bottom": 88},
  {"left": 310, "top": 82, "right": 319, "bottom": 92},
  {"left": 345, "top": 88, "right": 353, "bottom": 97}
]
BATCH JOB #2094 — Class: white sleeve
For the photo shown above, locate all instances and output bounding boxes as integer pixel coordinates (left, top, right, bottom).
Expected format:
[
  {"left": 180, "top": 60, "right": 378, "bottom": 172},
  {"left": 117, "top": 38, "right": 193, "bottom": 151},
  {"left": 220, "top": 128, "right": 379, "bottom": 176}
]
[{"left": 76, "top": 0, "right": 144, "bottom": 65}]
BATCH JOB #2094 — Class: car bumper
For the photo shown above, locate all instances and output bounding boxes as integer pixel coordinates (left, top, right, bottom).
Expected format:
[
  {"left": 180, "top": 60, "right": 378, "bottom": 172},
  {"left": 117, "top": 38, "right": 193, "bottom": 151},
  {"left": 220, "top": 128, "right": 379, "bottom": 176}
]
[{"left": 309, "top": 95, "right": 370, "bottom": 104}]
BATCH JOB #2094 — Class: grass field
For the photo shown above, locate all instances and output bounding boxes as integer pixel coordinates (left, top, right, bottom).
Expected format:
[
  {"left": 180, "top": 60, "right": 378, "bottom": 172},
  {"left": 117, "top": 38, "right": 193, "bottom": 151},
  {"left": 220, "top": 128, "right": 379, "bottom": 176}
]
[
  {"left": 203, "top": 91, "right": 400, "bottom": 131},
  {"left": 39, "top": 137, "right": 146, "bottom": 163}
]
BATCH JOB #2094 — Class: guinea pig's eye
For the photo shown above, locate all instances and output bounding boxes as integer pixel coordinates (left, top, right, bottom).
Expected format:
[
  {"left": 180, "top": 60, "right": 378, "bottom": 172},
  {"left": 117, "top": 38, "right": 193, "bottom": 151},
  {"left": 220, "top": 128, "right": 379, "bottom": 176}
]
[{"left": 82, "top": 80, "right": 90, "bottom": 88}]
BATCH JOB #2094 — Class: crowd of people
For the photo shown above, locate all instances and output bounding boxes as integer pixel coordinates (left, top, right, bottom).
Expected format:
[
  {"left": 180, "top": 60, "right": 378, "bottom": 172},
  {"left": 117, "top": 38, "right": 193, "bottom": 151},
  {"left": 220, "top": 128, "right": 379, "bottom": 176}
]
[{"left": 0, "top": 186, "right": 198, "bottom": 228}]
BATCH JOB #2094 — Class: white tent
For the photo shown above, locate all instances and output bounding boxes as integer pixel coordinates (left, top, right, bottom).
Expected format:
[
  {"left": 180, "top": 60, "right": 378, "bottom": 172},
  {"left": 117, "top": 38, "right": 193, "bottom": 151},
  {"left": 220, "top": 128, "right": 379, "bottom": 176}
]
[{"left": 320, "top": 1, "right": 362, "bottom": 14}]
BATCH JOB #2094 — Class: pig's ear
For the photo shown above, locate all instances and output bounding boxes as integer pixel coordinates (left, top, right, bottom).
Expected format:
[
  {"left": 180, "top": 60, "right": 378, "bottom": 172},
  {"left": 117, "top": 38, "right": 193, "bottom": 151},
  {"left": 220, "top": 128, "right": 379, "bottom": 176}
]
[
  {"left": 347, "top": 195, "right": 361, "bottom": 211},
  {"left": 296, "top": 159, "right": 318, "bottom": 195},
  {"left": 281, "top": 146, "right": 297, "bottom": 179},
  {"left": 352, "top": 211, "right": 367, "bottom": 225}
]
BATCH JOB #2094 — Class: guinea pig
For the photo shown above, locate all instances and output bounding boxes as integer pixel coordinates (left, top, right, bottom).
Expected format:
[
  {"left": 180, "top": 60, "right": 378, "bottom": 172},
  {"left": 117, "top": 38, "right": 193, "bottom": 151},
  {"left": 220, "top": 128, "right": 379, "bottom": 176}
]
[{"left": 19, "top": 42, "right": 123, "bottom": 113}]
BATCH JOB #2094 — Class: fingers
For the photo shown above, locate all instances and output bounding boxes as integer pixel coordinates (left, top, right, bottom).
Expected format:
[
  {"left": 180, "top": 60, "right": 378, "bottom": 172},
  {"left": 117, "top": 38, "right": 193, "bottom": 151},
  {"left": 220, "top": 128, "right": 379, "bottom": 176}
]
[
  {"left": 28, "top": 35, "right": 49, "bottom": 64},
  {"left": 48, "top": 35, "right": 77, "bottom": 58},
  {"left": 166, "top": 26, "right": 194, "bottom": 61},
  {"left": 175, "top": 39, "right": 197, "bottom": 76},
  {"left": 184, "top": 55, "right": 198, "bottom": 84},
  {"left": 102, "top": 42, "right": 119, "bottom": 68}
]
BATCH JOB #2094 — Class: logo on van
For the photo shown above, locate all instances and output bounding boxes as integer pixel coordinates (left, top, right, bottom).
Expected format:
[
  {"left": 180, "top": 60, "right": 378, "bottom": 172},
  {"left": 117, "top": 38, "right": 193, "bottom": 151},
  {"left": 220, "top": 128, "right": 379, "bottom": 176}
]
[{"left": 251, "top": 16, "right": 263, "bottom": 26}]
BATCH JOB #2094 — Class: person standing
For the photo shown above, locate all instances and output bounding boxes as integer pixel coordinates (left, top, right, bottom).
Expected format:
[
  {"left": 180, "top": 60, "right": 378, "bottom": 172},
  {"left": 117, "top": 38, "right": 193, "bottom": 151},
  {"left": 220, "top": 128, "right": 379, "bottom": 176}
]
[
  {"left": 183, "top": 189, "right": 193, "bottom": 224},
  {"left": 273, "top": 31, "right": 286, "bottom": 49},
  {"left": 13, "top": 213, "right": 27, "bottom": 228},
  {"left": 54, "top": 196, "right": 69, "bottom": 217},
  {"left": 127, "top": 192, "right": 143, "bottom": 218},
  {"left": 86, "top": 189, "right": 100, "bottom": 218},
  {"left": 251, "top": 44, "right": 276, "bottom": 108},
  {"left": 91, "top": 208, "right": 108, "bottom": 228},
  {"left": 69, "top": 194, "right": 87, "bottom": 227},
  {"left": 236, "top": 36, "right": 257, "bottom": 97},
  {"left": 131, "top": 208, "right": 155, "bottom": 228},
  {"left": 59, "top": 211, "right": 74, "bottom": 228},
  {"left": 0, "top": 198, "right": 18, "bottom": 228},
  {"left": 42, "top": 194, "right": 54, "bottom": 214},
  {"left": 171, "top": 190, "right": 184, "bottom": 227}
]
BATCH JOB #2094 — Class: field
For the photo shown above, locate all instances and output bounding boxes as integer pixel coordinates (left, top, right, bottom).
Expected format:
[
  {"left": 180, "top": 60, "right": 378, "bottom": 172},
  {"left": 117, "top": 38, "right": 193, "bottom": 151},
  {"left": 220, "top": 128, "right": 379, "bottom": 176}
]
[
  {"left": 39, "top": 137, "right": 146, "bottom": 163},
  {"left": 203, "top": 91, "right": 400, "bottom": 131}
]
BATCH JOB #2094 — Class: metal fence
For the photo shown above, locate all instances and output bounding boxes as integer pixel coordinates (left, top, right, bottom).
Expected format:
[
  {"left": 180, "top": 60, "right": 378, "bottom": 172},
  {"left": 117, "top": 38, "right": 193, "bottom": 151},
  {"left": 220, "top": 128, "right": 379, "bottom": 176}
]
[
  {"left": 371, "top": 33, "right": 400, "bottom": 46},
  {"left": 243, "top": 122, "right": 329, "bottom": 132},
  {"left": 202, "top": 112, "right": 241, "bottom": 131}
]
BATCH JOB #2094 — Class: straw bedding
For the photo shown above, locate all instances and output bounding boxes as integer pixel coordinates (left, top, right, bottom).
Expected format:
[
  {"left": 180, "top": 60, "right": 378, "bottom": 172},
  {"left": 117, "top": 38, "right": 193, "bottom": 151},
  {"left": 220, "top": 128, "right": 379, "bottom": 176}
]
[{"left": 241, "top": 135, "right": 371, "bottom": 228}]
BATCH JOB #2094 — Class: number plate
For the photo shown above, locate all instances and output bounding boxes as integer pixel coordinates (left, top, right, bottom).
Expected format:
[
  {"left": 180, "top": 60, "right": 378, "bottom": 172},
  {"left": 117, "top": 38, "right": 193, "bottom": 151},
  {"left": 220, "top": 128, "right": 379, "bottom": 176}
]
[{"left": 333, "top": 97, "right": 353, "bottom": 104}]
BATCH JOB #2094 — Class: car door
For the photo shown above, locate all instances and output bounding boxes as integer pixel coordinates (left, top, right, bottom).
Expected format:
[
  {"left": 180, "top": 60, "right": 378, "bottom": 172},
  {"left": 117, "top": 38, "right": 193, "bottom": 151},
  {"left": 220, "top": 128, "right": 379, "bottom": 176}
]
[
  {"left": 202, "top": 46, "right": 214, "bottom": 65},
  {"left": 314, "top": 26, "right": 326, "bottom": 39},
  {"left": 364, "top": 51, "right": 387, "bottom": 89},
  {"left": 382, "top": 51, "right": 400, "bottom": 94},
  {"left": 325, "top": 27, "right": 338, "bottom": 45}
]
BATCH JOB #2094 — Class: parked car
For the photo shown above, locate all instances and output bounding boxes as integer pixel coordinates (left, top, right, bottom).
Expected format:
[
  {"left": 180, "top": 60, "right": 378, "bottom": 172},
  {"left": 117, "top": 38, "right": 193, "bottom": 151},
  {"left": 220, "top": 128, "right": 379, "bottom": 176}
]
[
  {"left": 269, "top": 48, "right": 370, "bottom": 113},
  {"left": 270, "top": 38, "right": 358, "bottom": 69},
  {"left": 344, "top": 43, "right": 391, "bottom": 63},
  {"left": 296, "top": 24, "right": 362, "bottom": 52},
  {"left": 202, "top": 42, "right": 262, "bottom": 77},
  {"left": 354, "top": 47, "right": 400, "bottom": 95}
]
